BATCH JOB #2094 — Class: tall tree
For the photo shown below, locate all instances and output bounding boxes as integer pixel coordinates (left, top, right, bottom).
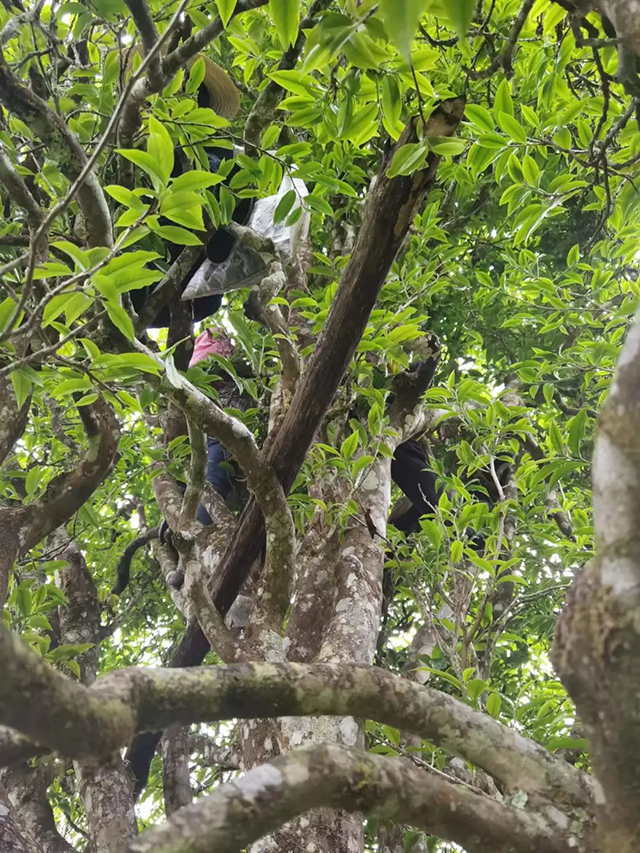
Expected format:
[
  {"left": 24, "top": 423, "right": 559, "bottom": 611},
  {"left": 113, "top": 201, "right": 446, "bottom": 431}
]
[{"left": 0, "top": 1, "right": 639, "bottom": 852}]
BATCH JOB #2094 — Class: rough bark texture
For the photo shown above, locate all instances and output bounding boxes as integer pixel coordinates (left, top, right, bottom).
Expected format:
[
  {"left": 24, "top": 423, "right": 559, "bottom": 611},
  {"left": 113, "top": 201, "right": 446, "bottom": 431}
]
[
  {"left": 162, "top": 726, "right": 192, "bottom": 816},
  {"left": 124, "top": 744, "right": 591, "bottom": 853},
  {"left": 54, "top": 532, "right": 137, "bottom": 853},
  {"left": 554, "top": 311, "right": 640, "bottom": 852},
  {"left": 0, "top": 762, "right": 74, "bottom": 853},
  {"left": 0, "top": 780, "right": 45, "bottom": 853},
  {"left": 0, "top": 625, "right": 593, "bottom": 809}
]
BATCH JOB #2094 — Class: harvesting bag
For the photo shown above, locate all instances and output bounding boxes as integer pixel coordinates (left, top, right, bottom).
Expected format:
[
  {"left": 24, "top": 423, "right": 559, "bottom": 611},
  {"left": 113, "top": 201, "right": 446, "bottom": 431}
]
[{"left": 181, "top": 175, "right": 310, "bottom": 301}]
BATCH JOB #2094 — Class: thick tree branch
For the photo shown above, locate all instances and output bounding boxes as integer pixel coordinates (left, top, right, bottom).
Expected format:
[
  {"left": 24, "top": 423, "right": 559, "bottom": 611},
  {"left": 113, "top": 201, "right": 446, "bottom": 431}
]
[
  {"left": 554, "top": 309, "right": 640, "bottom": 849},
  {"left": 0, "top": 50, "right": 112, "bottom": 248},
  {"left": 213, "top": 99, "right": 466, "bottom": 617},
  {"left": 0, "top": 761, "right": 78, "bottom": 853},
  {"left": 124, "top": 0, "right": 163, "bottom": 91},
  {"left": 162, "top": 726, "right": 192, "bottom": 817},
  {"left": 125, "top": 745, "right": 588, "bottom": 853},
  {"left": 0, "top": 398, "right": 119, "bottom": 607},
  {"left": 0, "top": 627, "right": 592, "bottom": 808}
]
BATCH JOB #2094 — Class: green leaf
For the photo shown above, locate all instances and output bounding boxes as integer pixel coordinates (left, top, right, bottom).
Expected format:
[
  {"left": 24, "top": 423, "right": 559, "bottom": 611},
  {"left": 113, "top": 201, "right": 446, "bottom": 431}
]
[
  {"left": 522, "top": 154, "right": 540, "bottom": 184},
  {"left": 105, "top": 300, "right": 135, "bottom": 341},
  {"left": 28, "top": 613, "right": 53, "bottom": 632},
  {"left": 548, "top": 421, "right": 565, "bottom": 456},
  {"left": 467, "top": 678, "right": 488, "bottom": 700},
  {"left": 10, "top": 370, "right": 32, "bottom": 409},
  {"left": 171, "top": 170, "right": 224, "bottom": 192},
  {"left": 341, "top": 430, "right": 360, "bottom": 460},
  {"left": 494, "top": 79, "right": 514, "bottom": 118},
  {"left": 185, "top": 56, "right": 206, "bottom": 94},
  {"left": 148, "top": 117, "right": 174, "bottom": 186},
  {"left": 148, "top": 223, "right": 203, "bottom": 245},
  {"left": 160, "top": 190, "right": 205, "bottom": 229},
  {"left": 386, "top": 142, "right": 429, "bottom": 177},
  {"left": 352, "top": 454, "right": 374, "bottom": 476},
  {"left": 116, "top": 148, "right": 167, "bottom": 191},
  {"left": 465, "top": 103, "right": 495, "bottom": 133},
  {"left": 273, "top": 189, "right": 297, "bottom": 224},
  {"left": 52, "top": 241, "right": 90, "bottom": 269},
  {"left": 15, "top": 583, "right": 33, "bottom": 618},
  {"left": 379, "top": 0, "right": 429, "bottom": 62},
  {"left": 269, "top": 0, "right": 300, "bottom": 50},
  {"left": 567, "top": 409, "right": 587, "bottom": 457},
  {"left": 269, "top": 70, "right": 314, "bottom": 96},
  {"left": 216, "top": 0, "right": 237, "bottom": 26},
  {"left": 25, "top": 466, "right": 44, "bottom": 495},
  {"left": 104, "top": 185, "right": 146, "bottom": 209},
  {"left": 429, "top": 137, "right": 466, "bottom": 156},
  {"left": 497, "top": 111, "right": 526, "bottom": 144},
  {"left": 486, "top": 692, "right": 502, "bottom": 718},
  {"left": 51, "top": 377, "right": 92, "bottom": 398},
  {"left": 0, "top": 297, "right": 17, "bottom": 334},
  {"left": 445, "top": 0, "right": 475, "bottom": 39}
]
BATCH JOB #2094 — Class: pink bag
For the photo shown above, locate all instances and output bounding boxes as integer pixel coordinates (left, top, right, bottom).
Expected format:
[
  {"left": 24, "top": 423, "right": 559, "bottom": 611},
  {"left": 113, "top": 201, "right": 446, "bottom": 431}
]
[{"left": 189, "top": 329, "right": 235, "bottom": 368}]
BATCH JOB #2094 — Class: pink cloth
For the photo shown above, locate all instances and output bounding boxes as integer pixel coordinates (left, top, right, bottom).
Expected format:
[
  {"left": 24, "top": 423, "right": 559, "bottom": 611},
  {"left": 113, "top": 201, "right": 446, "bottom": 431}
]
[{"left": 189, "top": 329, "right": 235, "bottom": 368}]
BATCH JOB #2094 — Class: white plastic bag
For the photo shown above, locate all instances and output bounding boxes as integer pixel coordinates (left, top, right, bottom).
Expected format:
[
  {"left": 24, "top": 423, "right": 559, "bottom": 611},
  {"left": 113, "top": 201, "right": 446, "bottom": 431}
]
[
  {"left": 248, "top": 174, "right": 310, "bottom": 258},
  {"left": 181, "top": 174, "right": 310, "bottom": 301}
]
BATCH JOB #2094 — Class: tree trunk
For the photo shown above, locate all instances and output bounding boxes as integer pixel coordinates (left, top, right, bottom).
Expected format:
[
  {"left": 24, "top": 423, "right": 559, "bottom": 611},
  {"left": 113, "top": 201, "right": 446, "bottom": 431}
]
[{"left": 0, "top": 780, "right": 45, "bottom": 853}]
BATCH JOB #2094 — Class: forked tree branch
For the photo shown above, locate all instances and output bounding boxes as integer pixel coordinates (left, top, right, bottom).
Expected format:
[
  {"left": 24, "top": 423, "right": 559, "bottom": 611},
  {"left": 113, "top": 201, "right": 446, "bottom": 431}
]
[
  {"left": 125, "top": 745, "right": 589, "bottom": 853},
  {"left": 0, "top": 626, "right": 592, "bottom": 809},
  {"left": 213, "top": 99, "right": 466, "bottom": 616}
]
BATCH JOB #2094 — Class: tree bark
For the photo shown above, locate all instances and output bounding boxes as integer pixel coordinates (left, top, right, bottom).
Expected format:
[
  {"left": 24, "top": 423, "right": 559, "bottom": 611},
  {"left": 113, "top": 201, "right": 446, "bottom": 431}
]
[
  {"left": 0, "top": 780, "right": 45, "bottom": 853},
  {"left": 162, "top": 727, "right": 192, "bottom": 816}
]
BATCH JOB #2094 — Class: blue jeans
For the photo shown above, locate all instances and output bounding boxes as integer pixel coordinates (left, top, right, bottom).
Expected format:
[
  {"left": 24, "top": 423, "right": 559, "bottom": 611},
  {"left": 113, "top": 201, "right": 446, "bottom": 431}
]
[{"left": 197, "top": 438, "right": 232, "bottom": 524}]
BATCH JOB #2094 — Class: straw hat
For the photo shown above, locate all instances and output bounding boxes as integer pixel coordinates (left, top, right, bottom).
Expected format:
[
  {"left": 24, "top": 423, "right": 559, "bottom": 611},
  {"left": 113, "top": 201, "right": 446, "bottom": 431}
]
[
  {"left": 127, "top": 47, "right": 240, "bottom": 120},
  {"left": 186, "top": 55, "right": 240, "bottom": 120}
]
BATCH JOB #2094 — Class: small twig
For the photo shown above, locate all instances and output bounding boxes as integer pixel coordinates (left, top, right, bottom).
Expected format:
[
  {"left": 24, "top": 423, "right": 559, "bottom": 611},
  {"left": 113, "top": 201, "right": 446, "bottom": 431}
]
[{"left": 465, "top": 0, "right": 535, "bottom": 79}]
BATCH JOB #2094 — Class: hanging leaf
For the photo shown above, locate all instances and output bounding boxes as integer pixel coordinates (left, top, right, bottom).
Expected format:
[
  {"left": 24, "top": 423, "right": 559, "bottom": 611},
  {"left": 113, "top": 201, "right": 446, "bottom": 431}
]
[
  {"left": 379, "top": 0, "right": 429, "bottom": 63},
  {"left": 269, "top": 0, "right": 301, "bottom": 50},
  {"left": 10, "top": 370, "right": 32, "bottom": 409},
  {"left": 216, "top": 0, "right": 237, "bottom": 26},
  {"left": 445, "top": 0, "right": 475, "bottom": 40},
  {"left": 386, "top": 142, "right": 429, "bottom": 177},
  {"left": 104, "top": 301, "right": 135, "bottom": 341}
]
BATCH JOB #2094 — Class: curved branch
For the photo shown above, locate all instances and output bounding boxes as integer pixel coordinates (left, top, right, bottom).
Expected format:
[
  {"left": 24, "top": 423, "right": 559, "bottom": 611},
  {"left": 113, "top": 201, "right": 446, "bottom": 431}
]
[
  {"left": 0, "top": 397, "right": 119, "bottom": 606},
  {"left": 0, "top": 627, "right": 592, "bottom": 809},
  {"left": 111, "top": 527, "right": 160, "bottom": 596},
  {"left": 123, "top": 0, "right": 163, "bottom": 91},
  {"left": 0, "top": 52, "right": 112, "bottom": 248},
  {"left": 125, "top": 745, "right": 588, "bottom": 853}
]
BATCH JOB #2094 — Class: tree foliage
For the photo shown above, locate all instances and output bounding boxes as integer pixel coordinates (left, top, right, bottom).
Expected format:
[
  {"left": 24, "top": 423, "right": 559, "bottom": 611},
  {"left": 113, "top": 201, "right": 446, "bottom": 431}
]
[{"left": 0, "top": 0, "right": 639, "bottom": 851}]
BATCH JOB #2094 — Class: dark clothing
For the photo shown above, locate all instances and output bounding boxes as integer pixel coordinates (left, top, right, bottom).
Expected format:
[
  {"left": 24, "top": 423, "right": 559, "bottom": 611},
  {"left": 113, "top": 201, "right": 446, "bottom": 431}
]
[
  {"left": 130, "top": 146, "right": 254, "bottom": 329},
  {"left": 196, "top": 438, "right": 232, "bottom": 525},
  {"left": 391, "top": 439, "right": 441, "bottom": 534}
]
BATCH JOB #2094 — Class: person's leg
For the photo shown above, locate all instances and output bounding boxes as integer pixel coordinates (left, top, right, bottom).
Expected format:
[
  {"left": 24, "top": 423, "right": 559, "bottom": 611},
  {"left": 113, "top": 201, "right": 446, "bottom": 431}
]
[{"left": 196, "top": 437, "right": 232, "bottom": 524}]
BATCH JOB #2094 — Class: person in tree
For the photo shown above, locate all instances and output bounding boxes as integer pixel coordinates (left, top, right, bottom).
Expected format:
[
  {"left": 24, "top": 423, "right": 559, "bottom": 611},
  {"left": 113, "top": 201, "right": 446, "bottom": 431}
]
[{"left": 162, "top": 324, "right": 254, "bottom": 589}]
